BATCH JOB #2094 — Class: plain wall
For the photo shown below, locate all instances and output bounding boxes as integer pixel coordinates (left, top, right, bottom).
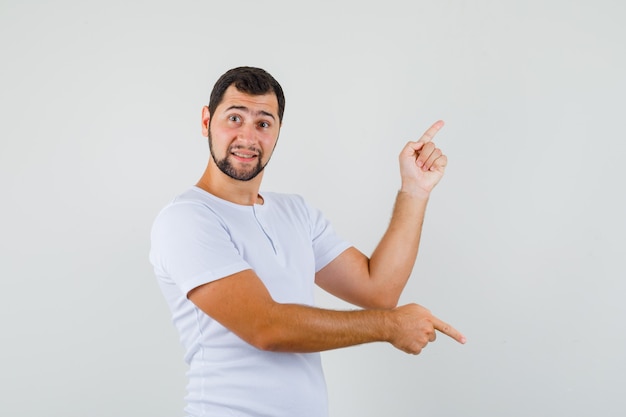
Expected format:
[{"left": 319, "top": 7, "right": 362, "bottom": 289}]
[{"left": 1, "top": 0, "right": 625, "bottom": 416}]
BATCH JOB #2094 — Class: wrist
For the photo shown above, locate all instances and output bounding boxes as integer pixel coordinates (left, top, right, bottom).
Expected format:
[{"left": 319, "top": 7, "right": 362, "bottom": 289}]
[
  {"left": 399, "top": 180, "right": 431, "bottom": 200},
  {"left": 397, "top": 187, "right": 430, "bottom": 203},
  {"left": 380, "top": 309, "right": 397, "bottom": 344}
]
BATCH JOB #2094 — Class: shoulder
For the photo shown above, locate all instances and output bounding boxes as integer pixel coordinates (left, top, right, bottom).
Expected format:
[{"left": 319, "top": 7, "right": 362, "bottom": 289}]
[{"left": 152, "top": 187, "right": 227, "bottom": 232}]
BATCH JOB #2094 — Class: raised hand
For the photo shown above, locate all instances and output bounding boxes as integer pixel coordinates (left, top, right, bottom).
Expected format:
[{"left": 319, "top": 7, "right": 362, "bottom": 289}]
[{"left": 399, "top": 120, "right": 448, "bottom": 198}]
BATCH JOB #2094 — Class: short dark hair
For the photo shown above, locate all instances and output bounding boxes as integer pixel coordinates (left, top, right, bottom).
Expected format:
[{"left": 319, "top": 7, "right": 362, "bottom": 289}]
[{"left": 208, "top": 66, "right": 285, "bottom": 123}]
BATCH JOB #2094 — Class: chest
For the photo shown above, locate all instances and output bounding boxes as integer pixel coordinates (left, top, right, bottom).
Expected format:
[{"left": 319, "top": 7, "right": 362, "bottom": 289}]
[{"left": 224, "top": 206, "right": 316, "bottom": 304}]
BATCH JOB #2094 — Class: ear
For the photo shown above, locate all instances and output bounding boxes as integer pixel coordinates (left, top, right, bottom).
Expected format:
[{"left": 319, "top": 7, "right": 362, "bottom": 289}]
[{"left": 201, "top": 106, "right": 210, "bottom": 137}]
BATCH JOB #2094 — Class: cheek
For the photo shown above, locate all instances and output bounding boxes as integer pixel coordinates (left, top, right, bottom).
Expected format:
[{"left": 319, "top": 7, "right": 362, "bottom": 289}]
[
  {"left": 262, "top": 138, "right": 279, "bottom": 154},
  {"left": 260, "top": 131, "right": 279, "bottom": 146},
  {"left": 211, "top": 127, "right": 236, "bottom": 144}
]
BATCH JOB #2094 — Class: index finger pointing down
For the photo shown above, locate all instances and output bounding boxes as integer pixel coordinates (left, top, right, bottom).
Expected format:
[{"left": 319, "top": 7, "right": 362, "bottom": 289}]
[{"left": 432, "top": 317, "right": 466, "bottom": 344}]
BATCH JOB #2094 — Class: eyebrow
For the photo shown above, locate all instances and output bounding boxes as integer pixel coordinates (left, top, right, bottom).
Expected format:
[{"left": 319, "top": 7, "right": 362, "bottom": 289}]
[{"left": 225, "top": 105, "right": 276, "bottom": 121}]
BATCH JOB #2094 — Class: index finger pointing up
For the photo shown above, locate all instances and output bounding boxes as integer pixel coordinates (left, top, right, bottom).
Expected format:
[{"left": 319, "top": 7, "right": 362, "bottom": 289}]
[
  {"left": 418, "top": 120, "right": 445, "bottom": 144},
  {"left": 432, "top": 316, "right": 466, "bottom": 344}
]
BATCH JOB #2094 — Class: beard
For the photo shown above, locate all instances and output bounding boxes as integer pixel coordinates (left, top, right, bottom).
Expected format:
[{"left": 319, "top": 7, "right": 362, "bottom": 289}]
[{"left": 208, "top": 130, "right": 267, "bottom": 182}]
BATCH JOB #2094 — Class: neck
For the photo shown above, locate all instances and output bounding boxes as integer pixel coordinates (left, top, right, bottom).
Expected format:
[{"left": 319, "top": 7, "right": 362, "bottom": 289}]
[{"left": 196, "top": 162, "right": 264, "bottom": 206}]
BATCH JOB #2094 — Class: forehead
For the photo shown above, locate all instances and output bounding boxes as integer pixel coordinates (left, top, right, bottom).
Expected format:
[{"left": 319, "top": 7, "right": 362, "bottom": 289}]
[{"left": 217, "top": 85, "right": 279, "bottom": 116}]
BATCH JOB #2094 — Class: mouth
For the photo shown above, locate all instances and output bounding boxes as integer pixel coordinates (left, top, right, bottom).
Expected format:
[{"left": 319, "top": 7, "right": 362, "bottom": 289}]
[{"left": 230, "top": 147, "right": 260, "bottom": 162}]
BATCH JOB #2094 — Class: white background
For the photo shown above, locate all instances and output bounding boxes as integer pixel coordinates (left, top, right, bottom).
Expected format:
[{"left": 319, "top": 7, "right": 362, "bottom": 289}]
[{"left": 1, "top": 1, "right": 625, "bottom": 416}]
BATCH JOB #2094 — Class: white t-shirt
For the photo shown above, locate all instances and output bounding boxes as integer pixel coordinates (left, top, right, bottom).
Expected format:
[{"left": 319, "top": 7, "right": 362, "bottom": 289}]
[{"left": 150, "top": 186, "right": 351, "bottom": 417}]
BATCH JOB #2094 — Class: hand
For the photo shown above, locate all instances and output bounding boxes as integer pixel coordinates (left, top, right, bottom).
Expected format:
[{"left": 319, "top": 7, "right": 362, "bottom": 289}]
[
  {"left": 389, "top": 303, "right": 465, "bottom": 355},
  {"left": 399, "top": 120, "right": 448, "bottom": 198}
]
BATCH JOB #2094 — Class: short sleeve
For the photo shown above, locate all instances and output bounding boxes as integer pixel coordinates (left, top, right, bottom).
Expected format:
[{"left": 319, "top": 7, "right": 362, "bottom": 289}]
[
  {"left": 150, "top": 201, "right": 251, "bottom": 296},
  {"left": 299, "top": 197, "right": 352, "bottom": 272}
]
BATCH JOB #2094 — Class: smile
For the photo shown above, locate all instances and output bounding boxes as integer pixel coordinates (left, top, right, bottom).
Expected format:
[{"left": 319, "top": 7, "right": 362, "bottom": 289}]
[
  {"left": 231, "top": 151, "right": 258, "bottom": 161},
  {"left": 230, "top": 146, "right": 260, "bottom": 161}
]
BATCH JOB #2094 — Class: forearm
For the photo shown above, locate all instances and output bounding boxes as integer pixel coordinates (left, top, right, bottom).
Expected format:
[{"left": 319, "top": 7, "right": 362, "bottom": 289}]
[
  {"left": 367, "top": 190, "right": 429, "bottom": 302},
  {"left": 251, "top": 303, "right": 392, "bottom": 353}
]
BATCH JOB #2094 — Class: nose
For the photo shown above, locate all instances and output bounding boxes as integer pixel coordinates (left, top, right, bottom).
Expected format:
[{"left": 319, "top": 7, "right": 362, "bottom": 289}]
[
  {"left": 236, "top": 123, "right": 258, "bottom": 148},
  {"left": 236, "top": 122, "right": 257, "bottom": 145}
]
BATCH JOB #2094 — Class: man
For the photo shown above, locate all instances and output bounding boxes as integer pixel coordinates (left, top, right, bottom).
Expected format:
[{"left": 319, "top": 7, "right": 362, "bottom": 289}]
[{"left": 150, "top": 66, "right": 465, "bottom": 417}]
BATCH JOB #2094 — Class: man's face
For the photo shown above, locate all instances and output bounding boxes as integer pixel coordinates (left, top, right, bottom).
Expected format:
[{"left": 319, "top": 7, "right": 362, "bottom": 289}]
[{"left": 205, "top": 85, "right": 281, "bottom": 182}]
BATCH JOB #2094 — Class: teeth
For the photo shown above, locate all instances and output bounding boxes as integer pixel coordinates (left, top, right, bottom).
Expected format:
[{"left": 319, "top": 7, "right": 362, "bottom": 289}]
[{"left": 233, "top": 152, "right": 256, "bottom": 158}]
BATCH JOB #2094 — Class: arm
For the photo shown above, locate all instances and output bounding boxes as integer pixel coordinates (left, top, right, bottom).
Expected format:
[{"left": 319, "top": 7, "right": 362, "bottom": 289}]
[
  {"left": 188, "top": 268, "right": 465, "bottom": 354},
  {"left": 315, "top": 121, "right": 448, "bottom": 309}
]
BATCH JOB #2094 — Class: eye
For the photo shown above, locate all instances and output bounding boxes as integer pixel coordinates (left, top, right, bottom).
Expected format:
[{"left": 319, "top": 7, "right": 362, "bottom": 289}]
[
  {"left": 259, "top": 121, "right": 270, "bottom": 128},
  {"left": 228, "top": 115, "right": 241, "bottom": 123}
]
